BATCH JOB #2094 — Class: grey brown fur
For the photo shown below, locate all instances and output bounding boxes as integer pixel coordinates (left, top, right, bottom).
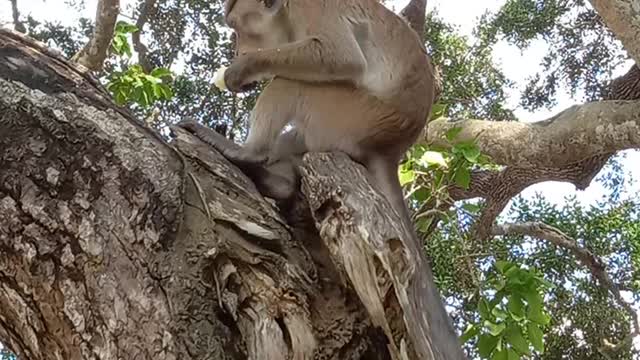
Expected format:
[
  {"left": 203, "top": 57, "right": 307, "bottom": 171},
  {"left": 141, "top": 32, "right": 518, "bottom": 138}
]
[{"left": 180, "top": 0, "right": 437, "bottom": 230}]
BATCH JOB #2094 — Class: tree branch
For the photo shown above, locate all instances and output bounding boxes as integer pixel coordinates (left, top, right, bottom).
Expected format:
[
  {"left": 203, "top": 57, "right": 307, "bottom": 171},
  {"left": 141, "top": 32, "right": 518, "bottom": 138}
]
[
  {"left": 492, "top": 221, "right": 640, "bottom": 354},
  {"left": 589, "top": 0, "right": 640, "bottom": 66},
  {"left": 604, "top": 64, "right": 640, "bottom": 101},
  {"left": 451, "top": 154, "right": 611, "bottom": 240},
  {"left": 132, "top": 0, "right": 156, "bottom": 73},
  {"left": 71, "top": 0, "right": 120, "bottom": 71},
  {"left": 8, "top": 0, "right": 26, "bottom": 33},
  {"left": 427, "top": 100, "right": 640, "bottom": 169}
]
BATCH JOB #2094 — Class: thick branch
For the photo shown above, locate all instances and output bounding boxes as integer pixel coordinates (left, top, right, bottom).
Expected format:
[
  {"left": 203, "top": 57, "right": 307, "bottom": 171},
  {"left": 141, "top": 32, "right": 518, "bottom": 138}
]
[
  {"left": 428, "top": 101, "right": 640, "bottom": 169},
  {"left": 589, "top": 0, "right": 640, "bottom": 66},
  {"left": 451, "top": 154, "right": 610, "bottom": 240},
  {"left": 9, "top": 0, "right": 26, "bottom": 33},
  {"left": 447, "top": 59, "right": 640, "bottom": 240},
  {"left": 492, "top": 222, "right": 640, "bottom": 353},
  {"left": 300, "top": 153, "right": 464, "bottom": 360},
  {"left": 604, "top": 64, "right": 640, "bottom": 101},
  {"left": 132, "top": 0, "right": 156, "bottom": 73},
  {"left": 71, "top": 0, "right": 120, "bottom": 71}
]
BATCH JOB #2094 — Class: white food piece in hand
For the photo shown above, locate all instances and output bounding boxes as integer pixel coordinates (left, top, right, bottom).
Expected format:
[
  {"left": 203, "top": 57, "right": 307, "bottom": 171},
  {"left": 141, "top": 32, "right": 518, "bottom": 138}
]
[{"left": 213, "top": 65, "right": 228, "bottom": 90}]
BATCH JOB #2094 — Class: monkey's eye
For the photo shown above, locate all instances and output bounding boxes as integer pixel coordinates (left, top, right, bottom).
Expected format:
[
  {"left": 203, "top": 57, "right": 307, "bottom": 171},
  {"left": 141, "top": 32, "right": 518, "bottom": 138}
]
[{"left": 261, "top": 0, "right": 276, "bottom": 9}]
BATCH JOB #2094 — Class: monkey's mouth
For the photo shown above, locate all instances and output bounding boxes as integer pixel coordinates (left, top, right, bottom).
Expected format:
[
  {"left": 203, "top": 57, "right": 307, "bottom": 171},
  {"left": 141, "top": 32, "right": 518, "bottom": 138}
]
[{"left": 240, "top": 82, "right": 259, "bottom": 92}]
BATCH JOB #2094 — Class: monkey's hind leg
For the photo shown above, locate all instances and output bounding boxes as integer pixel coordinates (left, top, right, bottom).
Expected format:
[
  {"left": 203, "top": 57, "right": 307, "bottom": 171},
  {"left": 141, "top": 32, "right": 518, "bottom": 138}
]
[{"left": 174, "top": 120, "right": 296, "bottom": 201}]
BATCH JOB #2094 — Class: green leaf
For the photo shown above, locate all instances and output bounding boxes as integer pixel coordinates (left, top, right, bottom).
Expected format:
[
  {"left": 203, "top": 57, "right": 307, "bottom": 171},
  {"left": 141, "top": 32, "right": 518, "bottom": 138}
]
[
  {"left": 460, "top": 324, "right": 480, "bottom": 344},
  {"left": 525, "top": 292, "right": 550, "bottom": 325},
  {"left": 478, "top": 334, "right": 500, "bottom": 358},
  {"left": 454, "top": 166, "right": 471, "bottom": 189},
  {"left": 496, "top": 260, "right": 513, "bottom": 273},
  {"left": 478, "top": 298, "right": 492, "bottom": 320},
  {"left": 527, "top": 322, "right": 544, "bottom": 353},
  {"left": 445, "top": 126, "right": 462, "bottom": 141},
  {"left": 413, "top": 188, "right": 430, "bottom": 202},
  {"left": 151, "top": 67, "right": 172, "bottom": 78},
  {"left": 508, "top": 295, "right": 525, "bottom": 320},
  {"left": 504, "top": 325, "right": 530, "bottom": 355},
  {"left": 420, "top": 151, "right": 448, "bottom": 168},
  {"left": 492, "top": 307, "right": 508, "bottom": 321},
  {"left": 416, "top": 217, "right": 433, "bottom": 232},
  {"left": 430, "top": 102, "right": 447, "bottom": 120},
  {"left": 158, "top": 84, "right": 173, "bottom": 99},
  {"left": 507, "top": 348, "right": 520, "bottom": 360},
  {"left": 462, "top": 146, "right": 481, "bottom": 163},
  {"left": 462, "top": 203, "right": 481, "bottom": 213},
  {"left": 115, "top": 21, "right": 139, "bottom": 34},
  {"left": 484, "top": 320, "right": 506, "bottom": 336},
  {"left": 398, "top": 168, "right": 415, "bottom": 186},
  {"left": 493, "top": 348, "right": 508, "bottom": 360}
]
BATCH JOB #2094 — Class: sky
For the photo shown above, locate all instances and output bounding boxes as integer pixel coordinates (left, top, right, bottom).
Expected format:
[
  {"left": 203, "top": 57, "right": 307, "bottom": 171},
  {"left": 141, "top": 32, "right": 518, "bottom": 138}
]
[{"left": 0, "top": 0, "right": 639, "bottom": 353}]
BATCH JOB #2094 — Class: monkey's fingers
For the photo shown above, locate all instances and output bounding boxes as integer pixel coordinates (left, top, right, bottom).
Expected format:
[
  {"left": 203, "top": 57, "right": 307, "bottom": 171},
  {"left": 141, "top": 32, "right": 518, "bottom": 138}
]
[{"left": 174, "top": 119, "right": 241, "bottom": 152}]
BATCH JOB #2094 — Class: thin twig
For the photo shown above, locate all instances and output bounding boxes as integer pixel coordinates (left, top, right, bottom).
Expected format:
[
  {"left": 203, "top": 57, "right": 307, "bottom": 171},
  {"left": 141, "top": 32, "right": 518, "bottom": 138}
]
[{"left": 493, "top": 221, "right": 640, "bottom": 354}]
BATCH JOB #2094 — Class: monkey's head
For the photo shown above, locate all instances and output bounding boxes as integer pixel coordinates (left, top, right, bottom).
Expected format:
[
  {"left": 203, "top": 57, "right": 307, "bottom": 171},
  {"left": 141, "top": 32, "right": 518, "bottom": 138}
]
[{"left": 224, "top": 0, "right": 290, "bottom": 56}]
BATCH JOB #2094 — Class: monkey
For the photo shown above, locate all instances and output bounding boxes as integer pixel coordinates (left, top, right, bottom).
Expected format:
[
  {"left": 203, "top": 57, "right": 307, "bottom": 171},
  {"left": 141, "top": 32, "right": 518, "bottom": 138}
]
[
  {"left": 178, "top": 0, "right": 437, "bottom": 230},
  {"left": 176, "top": 1, "right": 467, "bottom": 357}
]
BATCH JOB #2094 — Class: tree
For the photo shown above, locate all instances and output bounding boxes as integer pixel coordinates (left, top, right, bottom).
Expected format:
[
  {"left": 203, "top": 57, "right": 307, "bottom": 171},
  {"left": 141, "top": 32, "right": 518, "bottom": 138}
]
[{"left": 1, "top": 0, "right": 640, "bottom": 359}]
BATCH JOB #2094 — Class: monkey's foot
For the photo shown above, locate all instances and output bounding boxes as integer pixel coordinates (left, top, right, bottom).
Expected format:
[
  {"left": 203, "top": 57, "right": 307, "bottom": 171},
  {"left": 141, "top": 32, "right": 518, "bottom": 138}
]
[
  {"left": 176, "top": 119, "right": 268, "bottom": 167},
  {"left": 220, "top": 147, "right": 269, "bottom": 167}
]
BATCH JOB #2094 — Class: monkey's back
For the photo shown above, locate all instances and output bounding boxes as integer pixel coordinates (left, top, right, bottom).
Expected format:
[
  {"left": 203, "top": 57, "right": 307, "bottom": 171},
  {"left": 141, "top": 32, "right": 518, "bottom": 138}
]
[{"left": 331, "top": 0, "right": 437, "bottom": 143}]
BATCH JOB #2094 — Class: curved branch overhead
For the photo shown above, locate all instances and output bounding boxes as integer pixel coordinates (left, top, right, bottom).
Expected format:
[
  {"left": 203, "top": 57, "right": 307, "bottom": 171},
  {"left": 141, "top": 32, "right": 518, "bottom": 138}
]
[{"left": 427, "top": 101, "right": 640, "bottom": 169}]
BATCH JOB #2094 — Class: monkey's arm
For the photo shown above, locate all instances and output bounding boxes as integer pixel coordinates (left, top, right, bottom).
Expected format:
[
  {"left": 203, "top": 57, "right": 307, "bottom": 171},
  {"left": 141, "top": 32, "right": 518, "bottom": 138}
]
[{"left": 224, "top": 30, "right": 368, "bottom": 91}]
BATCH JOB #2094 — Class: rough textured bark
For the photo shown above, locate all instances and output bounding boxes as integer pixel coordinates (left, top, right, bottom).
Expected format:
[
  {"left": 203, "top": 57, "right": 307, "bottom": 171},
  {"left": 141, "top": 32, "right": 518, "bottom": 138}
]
[
  {"left": 604, "top": 64, "right": 640, "bottom": 101},
  {"left": 589, "top": 0, "right": 640, "bottom": 66},
  {"left": 71, "top": 0, "right": 120, "bottom": 71},
  {"left": 0, "top": 30, "right": 463, "bottom": 359}
]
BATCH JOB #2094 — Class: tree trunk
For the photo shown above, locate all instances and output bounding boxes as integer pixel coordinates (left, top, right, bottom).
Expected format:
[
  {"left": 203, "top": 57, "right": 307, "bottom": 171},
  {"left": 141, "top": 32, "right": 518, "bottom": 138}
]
[{"left": 0, "top": 30, "right": 463, "bottom": 360}]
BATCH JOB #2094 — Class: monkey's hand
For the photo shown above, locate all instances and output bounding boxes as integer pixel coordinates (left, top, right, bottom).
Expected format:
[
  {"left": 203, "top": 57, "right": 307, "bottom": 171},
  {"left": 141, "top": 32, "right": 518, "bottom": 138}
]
[
  {"left": 176, "top": 119, "right": 268, "bottom": 166},
  {"left": 224, "top": 55, "right": 263, "bottom": 92}
]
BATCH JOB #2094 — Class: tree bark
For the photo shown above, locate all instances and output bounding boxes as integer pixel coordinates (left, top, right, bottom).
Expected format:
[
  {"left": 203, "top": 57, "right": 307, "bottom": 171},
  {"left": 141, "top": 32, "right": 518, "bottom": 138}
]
[
  {"left": 426, "top": 102, "right": 640, "bottom": 169},
  {"left": 589, "top": 0, "right": 640, "bottom": 66},
  {"left": 71, "top": 0, "right": 120, "bottom": 71},
  {"left": 0, "top": 29, "right": 464, "bottom": 360}
]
